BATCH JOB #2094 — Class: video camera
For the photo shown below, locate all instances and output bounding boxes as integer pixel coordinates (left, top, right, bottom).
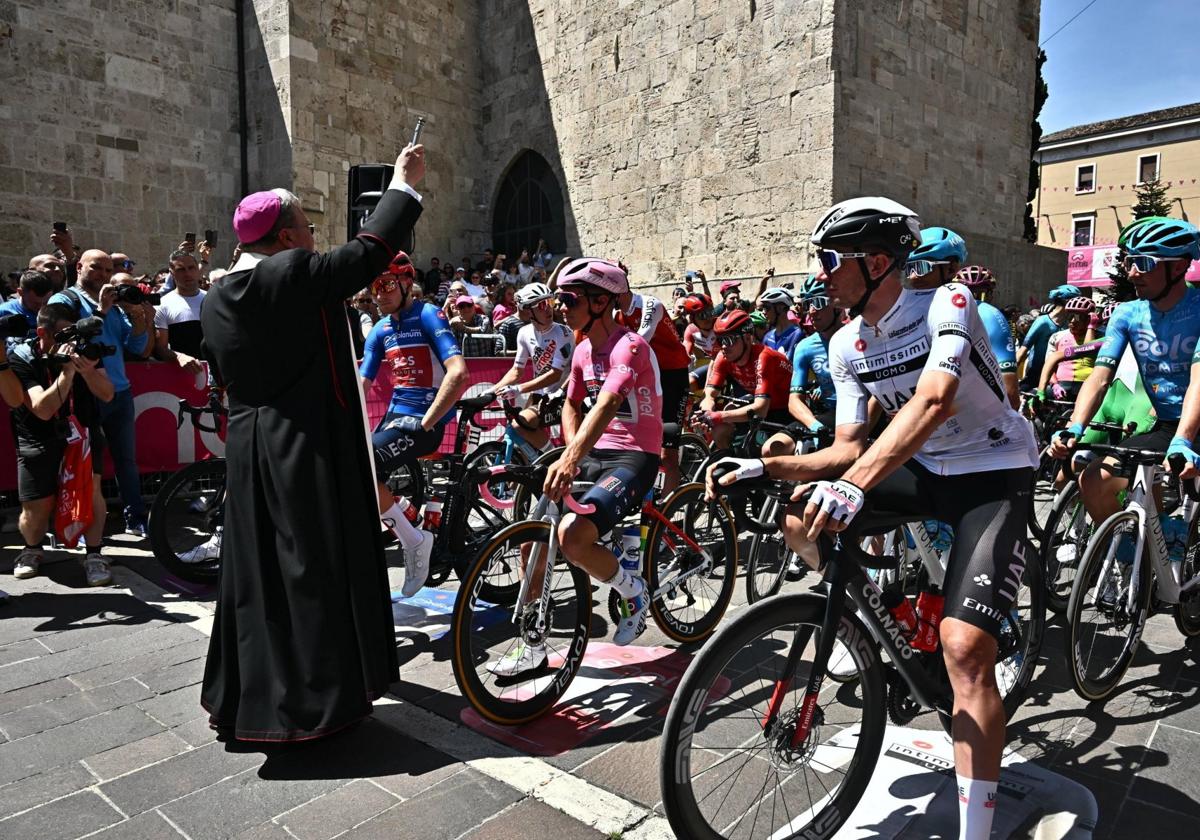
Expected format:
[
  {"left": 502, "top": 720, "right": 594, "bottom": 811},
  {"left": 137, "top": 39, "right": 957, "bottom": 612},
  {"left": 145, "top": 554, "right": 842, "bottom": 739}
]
[
  {"left": 53, "top": 317, "right": 116, "bottom": 362},
  {"left": 114, "top": 285, "right": 161, "bottom": 306}
]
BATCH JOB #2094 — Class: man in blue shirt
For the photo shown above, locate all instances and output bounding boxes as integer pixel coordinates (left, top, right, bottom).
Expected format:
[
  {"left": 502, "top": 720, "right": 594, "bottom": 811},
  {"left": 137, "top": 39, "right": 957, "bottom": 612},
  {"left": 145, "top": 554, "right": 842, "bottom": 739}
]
[
  {"left": 0, "top": 270, "right": 54, "bottom": 348},
  {"left": 1017, "top": 286, "right": 1077, "bottom": 390},
  {"left": 49, "top": 250, "right": 152, "bottom": 536},
  {"left": 757, "top": 286, "right": 801, "bottom": 359}
]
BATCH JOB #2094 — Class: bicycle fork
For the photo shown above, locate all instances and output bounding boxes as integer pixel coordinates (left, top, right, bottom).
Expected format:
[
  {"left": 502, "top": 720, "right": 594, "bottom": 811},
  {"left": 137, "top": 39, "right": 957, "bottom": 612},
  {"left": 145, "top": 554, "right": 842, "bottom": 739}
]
[{"left": 762, "top": 536, "right": 850, "bottom": 748}]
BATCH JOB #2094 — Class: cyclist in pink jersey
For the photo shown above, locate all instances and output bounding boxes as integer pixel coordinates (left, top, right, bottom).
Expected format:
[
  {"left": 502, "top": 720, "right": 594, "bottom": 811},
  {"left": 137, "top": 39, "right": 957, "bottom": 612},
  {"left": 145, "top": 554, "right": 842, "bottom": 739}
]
[{"left": 544, "top": 258, "right": 663, "bottom": 647}]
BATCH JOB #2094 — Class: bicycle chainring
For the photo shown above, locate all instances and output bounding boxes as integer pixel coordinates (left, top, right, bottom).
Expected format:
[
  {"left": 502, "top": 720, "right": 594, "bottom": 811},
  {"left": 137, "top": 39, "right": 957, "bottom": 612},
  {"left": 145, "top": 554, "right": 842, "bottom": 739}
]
[{"left": 886, "top": 672, "right": 922, "bottom": 726}]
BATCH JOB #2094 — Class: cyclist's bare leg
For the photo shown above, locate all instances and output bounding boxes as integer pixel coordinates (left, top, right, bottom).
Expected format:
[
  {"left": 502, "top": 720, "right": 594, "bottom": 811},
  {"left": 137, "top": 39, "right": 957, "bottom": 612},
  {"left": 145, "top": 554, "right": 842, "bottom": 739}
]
[
  {"left": 1078, "top": 456, "right": 1126, "bottom": 525},
  {"left": 376, "top": 481, "right": 393, "bottom": 514},
  {"left": 518, "top": 541, "right": 550, "bottom": 604},
  {"left": 513, "top": 407, "right": 549, "bottom": 450},
  {"left": 557, "top": 513, "right": 619, "bottom": 581},
  {"left": 939, "top": 617, "right": 1005, "bottom": 779},
  {"left": 761, "top": 431, "right": 794, "bottom": 458},
  {"left": 711, "top": 420, "right": 734, "bottom": 451},
  {"left": 781, "top": 503, "right": 825, "bottom": 572}
]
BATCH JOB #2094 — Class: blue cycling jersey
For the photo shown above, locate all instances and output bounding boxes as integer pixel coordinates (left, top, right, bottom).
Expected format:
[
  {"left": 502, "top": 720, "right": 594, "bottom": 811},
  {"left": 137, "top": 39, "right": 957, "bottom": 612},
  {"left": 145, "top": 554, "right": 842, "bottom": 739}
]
[
  {"left": 789, "top": 331, "right": 836, "bottom": 408},
  {"left": 1096, "top": 286, "right": 1200, "bottom": 421},
  {"left": 978, "top": 301, "right": 1016, "bottom": 374},
  {"left": 1020, "top": 313, "right": 1057, "bottom": 385},
  {"left": 764, "top": 325, "right": 802, "bottom": 359},
  {"left": 359, "top": 301, "right": 462, "bottom": 422}
]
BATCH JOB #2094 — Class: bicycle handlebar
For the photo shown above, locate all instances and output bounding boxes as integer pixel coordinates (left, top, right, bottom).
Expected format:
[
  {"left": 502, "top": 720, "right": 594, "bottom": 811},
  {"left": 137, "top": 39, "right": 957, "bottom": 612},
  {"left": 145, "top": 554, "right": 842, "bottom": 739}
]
[
  {"left": 176, "top": 396, "right": 226, "bottom": 434},
  {"left": 474, "top": 463, "right": 596, "bottom": 515}
]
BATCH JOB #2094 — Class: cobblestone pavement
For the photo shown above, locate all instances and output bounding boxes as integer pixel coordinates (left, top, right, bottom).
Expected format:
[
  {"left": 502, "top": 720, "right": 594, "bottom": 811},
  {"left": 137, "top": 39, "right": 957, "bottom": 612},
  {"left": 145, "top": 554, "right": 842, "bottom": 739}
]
[{"left": 1, "top": 529, "right": 1199, "bottom": 839}]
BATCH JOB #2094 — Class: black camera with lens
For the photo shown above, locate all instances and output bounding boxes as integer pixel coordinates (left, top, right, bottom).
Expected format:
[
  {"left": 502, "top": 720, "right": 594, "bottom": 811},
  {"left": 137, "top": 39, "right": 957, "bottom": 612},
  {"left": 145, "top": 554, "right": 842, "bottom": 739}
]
[
  {"left": 53, "top": 317, "right": 117, "bottom": 362},
  {"left": 0, "top": 312, "right": 30, "bottom": 339},
  {"left": 114, "top": 285, "right": 161, "bottom": 306}
]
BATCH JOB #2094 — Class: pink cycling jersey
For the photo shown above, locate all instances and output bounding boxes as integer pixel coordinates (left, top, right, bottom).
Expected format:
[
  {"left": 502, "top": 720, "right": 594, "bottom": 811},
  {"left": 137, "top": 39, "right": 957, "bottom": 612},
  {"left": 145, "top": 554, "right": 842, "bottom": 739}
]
[{"left": 566, "top": 325, "right": 663, "bottom": 453}]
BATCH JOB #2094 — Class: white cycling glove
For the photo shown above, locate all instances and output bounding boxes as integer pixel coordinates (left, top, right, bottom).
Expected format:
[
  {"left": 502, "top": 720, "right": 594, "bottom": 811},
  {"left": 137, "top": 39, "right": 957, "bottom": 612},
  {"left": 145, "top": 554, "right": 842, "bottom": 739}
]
[
  {"left": 494, "top": 384, "right": 520, "bottom": 401},
  {"left": 807, "top": 479, "right": 866, "bottom": 527},
  {"left": 708, "top": 457, "right": 765, "bottom": 483}
]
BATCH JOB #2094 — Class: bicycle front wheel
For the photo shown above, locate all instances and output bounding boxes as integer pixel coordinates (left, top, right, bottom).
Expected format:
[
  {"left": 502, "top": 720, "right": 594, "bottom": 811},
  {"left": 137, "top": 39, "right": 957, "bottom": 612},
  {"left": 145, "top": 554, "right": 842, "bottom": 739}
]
[
  {"left": 660, "top": 593, "right": 886, "bottom": 840},
  {"left": 1066, "top": 510, "right": 1151, "bottom": 702},
  {"left": 1039, "top": 481, "right": 1090, "bottom": 614},
  {"left": 149, "top": 459, "right": 226, "bottom": 584},
  {"left": 645, "top": 483, "right": 738, "bottom": 643},
  {"left": 451, "top": 520, "right": 592, "bottom": 725}
]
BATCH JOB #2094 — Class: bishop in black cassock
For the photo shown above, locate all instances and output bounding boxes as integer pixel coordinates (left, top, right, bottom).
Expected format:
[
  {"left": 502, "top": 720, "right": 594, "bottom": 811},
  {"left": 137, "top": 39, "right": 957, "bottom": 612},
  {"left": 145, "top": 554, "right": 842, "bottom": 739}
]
[{"left": 198, "top": 146, "right": 425, "bottom": 742}]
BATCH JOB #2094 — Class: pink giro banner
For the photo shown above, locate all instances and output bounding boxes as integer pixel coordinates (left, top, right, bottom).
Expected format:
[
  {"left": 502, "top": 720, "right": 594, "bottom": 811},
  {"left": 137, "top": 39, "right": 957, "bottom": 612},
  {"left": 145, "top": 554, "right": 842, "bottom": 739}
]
[{"left": 1066, "top": 244, "right": 1200, "bottom": 287}]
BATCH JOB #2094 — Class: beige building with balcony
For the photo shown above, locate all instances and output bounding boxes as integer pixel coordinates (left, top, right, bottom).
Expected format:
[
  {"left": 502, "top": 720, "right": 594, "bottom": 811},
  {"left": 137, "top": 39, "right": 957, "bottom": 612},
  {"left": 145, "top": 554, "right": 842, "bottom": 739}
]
[{"left": 1034, "top": 102, "right": 1200, "bottom": 249}]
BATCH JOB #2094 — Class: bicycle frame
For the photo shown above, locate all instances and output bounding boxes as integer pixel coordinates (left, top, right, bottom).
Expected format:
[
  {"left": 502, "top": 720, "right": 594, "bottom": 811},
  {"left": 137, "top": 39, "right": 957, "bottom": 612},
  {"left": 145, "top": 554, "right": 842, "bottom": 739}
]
[
  {"left": 770, "top": 533, "right": 953, "bottom": 747},
  {"left": 1092, "top": 463, "right": 1198, "bottom": 610}
]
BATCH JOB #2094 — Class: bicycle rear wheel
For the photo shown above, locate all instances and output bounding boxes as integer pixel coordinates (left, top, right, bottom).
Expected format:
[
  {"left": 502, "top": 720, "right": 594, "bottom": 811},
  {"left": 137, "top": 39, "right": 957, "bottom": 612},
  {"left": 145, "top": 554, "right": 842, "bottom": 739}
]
[
  {"left": 1175, "top": 514, "right": 1200, "bottom": 637},
  {"left": 645, "top": 483, "right": 737, "bottom": 643},
  {"left": 1027, "top": 451, "right": 1059, "bottom": 542},
  {"left": 1066, "top": 510, "right": 1151, "bottom": 702},
  {"left": 149, "top": 459, "right": 226, "bottom": 584},
  {"left": 451, "top": 520, "right": 592, "bottom": 725},
  {"left": 659, "top": 594, "right": 885, "bottom": 840},
  {"left": 679, "top": 433, "right": 710, "bottom": 483}
]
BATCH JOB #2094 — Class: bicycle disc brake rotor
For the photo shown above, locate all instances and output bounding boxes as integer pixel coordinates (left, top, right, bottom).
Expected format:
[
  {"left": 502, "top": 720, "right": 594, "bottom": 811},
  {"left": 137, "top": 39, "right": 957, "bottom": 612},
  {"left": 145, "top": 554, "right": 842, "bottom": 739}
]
[{"left": 767, "top": 704, "right": 823, "bottom": 770}]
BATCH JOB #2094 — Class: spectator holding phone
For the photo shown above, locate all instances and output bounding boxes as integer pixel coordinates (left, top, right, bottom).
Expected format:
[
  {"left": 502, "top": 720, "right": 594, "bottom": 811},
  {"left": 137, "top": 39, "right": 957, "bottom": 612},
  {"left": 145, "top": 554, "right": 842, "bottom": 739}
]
[
  {"left": 8, "top": 302, "right": 115, "bottom": 585},
  {"left": 48, "top": 250, "right": 151, "bottom": 538}
]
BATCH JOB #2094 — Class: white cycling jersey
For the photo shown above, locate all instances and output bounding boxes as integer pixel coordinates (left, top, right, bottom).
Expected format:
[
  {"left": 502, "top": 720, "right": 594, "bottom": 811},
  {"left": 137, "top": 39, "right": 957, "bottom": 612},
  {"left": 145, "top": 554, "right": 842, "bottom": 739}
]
[
  {"left": 829, "top": 282, "right": 1038, "bottom": 476},
  {"left": 513, "top": 321, "right": 575, "bottom": 396}
]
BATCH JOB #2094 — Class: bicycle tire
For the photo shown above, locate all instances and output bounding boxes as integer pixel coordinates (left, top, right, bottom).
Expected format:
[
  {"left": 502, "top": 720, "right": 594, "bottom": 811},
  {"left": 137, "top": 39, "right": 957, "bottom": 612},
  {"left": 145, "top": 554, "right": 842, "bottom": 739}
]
[
  {"left": 678, "top": 433, "right": 710, "bottom": 484},
  {"left": 1066, "top": 510, "right": 1151, "bottom": 702},
  {"left": 384, "top": 461, "right": 426, "bottom": 510},
  {"left": 645, "top": 483, "right": 737, "bottom": 643},
  {"left": 744, "top": 530, "right": 790, "bottom": 604},
  {"left": 450, "top": 519, "right": 591, "bottom": 725},
  {"left": 659, "top": 593, "right": 886, "bottom": 840},
  {"left": 1027, "top": 450, "right": 1059, "bottom": 542},
  {"left": 1175, "top": 513, "right": 1200, "bottom": 637},
  {"left": 510, "top": 445, "right": 565, "bottom": 521},
  {"left": 149, "top": 459, "right": 226, "bottom": 584},
  {"left": 1039, "top": 481, "right": 1089, "bottom": 614},
  {"left": 461, "top": 441, "right": 529, "bottom": 603}
]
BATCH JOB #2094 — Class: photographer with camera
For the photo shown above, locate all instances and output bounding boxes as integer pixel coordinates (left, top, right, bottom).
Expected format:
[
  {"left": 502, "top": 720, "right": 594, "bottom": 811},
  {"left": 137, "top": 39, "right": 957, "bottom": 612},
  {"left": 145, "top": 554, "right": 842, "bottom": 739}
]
[
  {"left": 152, "top": 250, "right": 204, "bottom": 375},
  {"left": 8, "top": 304, "right": 115, "bottom": 585},
  {"left": 48, "top": 249, "right": 151, "bottom": 537},
  {"left": 0, "top": 270, "right": 54, "bottom": 348}
]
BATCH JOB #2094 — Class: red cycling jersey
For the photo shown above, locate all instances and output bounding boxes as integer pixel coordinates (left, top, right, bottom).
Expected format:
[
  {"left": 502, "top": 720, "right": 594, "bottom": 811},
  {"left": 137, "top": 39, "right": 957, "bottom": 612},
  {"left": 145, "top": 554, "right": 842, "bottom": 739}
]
[
  {"left": 616, "top": 293, "right": 690, "bottom": 371},
  {"left": 708, "top": 342, "right": 792, "bottom": 411}
]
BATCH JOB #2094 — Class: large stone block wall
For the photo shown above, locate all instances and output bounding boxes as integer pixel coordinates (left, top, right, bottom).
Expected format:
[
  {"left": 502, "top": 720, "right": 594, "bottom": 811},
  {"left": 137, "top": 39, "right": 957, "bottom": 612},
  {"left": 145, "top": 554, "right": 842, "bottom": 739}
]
[
  {"left": 832, "top": 0, "right": 1041, "bottom": 240},
  {"left": 479, "top": 0, "right": 840, "bottom": 286},
  {"left": 284, "top": 0, "right": 486, "bottom": 261},
  {"left": 0, "top": 0, "right": 244, "bottom": 272}
]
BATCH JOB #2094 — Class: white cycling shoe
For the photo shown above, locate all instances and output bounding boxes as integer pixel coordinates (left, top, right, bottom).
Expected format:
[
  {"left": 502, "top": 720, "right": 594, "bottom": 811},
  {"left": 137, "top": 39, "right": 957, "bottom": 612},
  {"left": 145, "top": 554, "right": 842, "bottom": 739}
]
[
  {"left": 487, "top": 641, "right": 548, "bottom": 677},
  {"left": 827, "top": 638, "right": 859, "bottom": 678},
  {"left": 613, "top": 584, "right": 650, "bottom": 647},
  {"left": 400, "top": 531, "right": 433, "bottom": 598},
  {"left": 180, "top": 533, "right": 222, "bottom": 564}
]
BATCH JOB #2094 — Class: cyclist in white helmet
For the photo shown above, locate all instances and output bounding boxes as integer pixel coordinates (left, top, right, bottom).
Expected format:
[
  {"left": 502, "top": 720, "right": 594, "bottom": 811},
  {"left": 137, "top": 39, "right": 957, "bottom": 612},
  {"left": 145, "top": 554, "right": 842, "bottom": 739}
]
[
  {"left": 491, "top": 282, "right": 574, "bottom": 452},
  {"left": 757, "top": 285, "right": 803, "bottom": 359}
]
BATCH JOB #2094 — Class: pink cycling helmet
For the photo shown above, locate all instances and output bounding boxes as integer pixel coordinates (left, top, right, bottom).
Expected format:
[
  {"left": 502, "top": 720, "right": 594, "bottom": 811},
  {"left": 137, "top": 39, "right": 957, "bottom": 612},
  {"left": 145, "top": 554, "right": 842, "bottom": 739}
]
[
  {"left": 1064, "top": 296, "right": 1095, "bottom": 313},
  {"left": 955, "top": 264, "right": 995, "bottom": 291},
  {"left": 557, "top": 258, "right": 629, "bottom": 295}
]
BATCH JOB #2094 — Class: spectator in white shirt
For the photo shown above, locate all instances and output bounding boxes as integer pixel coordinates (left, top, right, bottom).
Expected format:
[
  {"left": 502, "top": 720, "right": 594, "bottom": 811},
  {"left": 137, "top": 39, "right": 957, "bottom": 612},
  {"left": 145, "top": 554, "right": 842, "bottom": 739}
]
[{"left": 153, "top": 250, "right": 205, "bottom": 375}]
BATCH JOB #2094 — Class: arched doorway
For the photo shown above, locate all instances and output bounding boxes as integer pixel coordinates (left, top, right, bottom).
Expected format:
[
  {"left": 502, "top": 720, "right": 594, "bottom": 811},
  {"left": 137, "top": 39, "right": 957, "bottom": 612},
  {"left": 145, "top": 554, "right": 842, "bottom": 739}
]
[{"left": 492, "top": 150, "right": 566, "bottom": 260}]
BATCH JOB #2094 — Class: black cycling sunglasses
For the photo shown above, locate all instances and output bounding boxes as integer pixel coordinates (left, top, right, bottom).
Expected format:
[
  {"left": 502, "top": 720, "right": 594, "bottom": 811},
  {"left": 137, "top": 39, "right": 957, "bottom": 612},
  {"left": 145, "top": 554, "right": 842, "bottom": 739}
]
[
  {"left": 555, "top": 290, "right": 589, "bottom": 308},
  {"left": 717, "top": 332, "right": 747, "bottom": 348}
]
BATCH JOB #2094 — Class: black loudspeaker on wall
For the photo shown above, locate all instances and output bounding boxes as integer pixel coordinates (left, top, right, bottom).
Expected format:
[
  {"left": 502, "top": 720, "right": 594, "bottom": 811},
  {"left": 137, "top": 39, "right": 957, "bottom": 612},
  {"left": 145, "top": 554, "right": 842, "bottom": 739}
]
[{"left": 347, "top": 164, "right": 414, "bottom": 254}]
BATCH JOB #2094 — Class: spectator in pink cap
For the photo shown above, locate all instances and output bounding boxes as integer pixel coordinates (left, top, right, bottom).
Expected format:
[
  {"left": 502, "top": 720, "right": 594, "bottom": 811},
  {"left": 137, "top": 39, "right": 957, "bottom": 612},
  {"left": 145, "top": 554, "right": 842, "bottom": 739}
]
[
  {"left": 719, "top": 279, "right": 742, "bottom": 310},
  {"left": 449, "top": 294, "right": 489, "bottom": 345},
  {"left": 199, "top": 143, "right": 426, "bottom": 744}
]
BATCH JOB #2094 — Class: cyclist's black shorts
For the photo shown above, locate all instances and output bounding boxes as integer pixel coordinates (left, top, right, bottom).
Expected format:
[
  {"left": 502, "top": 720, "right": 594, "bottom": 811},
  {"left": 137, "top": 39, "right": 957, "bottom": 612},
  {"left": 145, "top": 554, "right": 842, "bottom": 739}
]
[
  {"left": 1111, "top": 419, "right": 1177, "bottom": 458},
  {"left": 372, "top": 412, "right": 444, "bottom": 477},
  {"left": 660, "top": 368, "right": 690, "bottom": 445},
  {"left": 527, "top": 394, "right": 563, "bottom": 428},
  {"left": 846, "top": 459, "right": 1034, "bottom": 639},
  {"left": 572, "top": 449, "right": 660, "bottom": 536}
]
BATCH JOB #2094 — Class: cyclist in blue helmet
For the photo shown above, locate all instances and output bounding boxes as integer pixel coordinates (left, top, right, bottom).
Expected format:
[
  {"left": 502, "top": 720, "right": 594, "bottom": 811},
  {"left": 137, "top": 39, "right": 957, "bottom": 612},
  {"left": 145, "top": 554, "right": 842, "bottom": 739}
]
[
  {"left": 1047, "top": 284, "right": 1082, "bottom": 303},
  {"left": 1050, "top": 217, "right": 1200, "bottom": 526},
  {"left": 1017, "top": 290, "right": 1073, "bottom": 391},
  {"left": 905, "top": 226, "right": 968, "bottom": 290}
]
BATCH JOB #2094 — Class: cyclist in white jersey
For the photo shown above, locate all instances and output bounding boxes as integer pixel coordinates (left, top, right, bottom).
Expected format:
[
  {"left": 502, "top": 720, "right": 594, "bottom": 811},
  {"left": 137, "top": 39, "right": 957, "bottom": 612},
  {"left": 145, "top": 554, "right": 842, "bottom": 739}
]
[
  {"left": 706, "top": 197, "right": 1037, "bottom": 840},
  {"left": 491, "top": 282, "right": 574, "bottom": 451}
]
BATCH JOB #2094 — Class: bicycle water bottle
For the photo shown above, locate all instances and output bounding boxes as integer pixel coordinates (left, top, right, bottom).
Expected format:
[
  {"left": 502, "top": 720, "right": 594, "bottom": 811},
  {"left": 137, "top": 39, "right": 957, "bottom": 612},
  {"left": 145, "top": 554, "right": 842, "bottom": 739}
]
[
  {"left": 1162, "top": 515, "right": 1188, "bottom": 575},
  {"left": 618, "top": 524, "right": 642, "bottom": 576},
  {"left": 395, "top": 497, "right": 420, "bottom": 525},
  {"left": 421, "top": 500, "right": 443, "bottom": 531},
  {"left": 879, "top": 588, "right": 918, "bottom": 639},
  {"left": 913, "top": 592, "right": 945, "bottom": 653}
]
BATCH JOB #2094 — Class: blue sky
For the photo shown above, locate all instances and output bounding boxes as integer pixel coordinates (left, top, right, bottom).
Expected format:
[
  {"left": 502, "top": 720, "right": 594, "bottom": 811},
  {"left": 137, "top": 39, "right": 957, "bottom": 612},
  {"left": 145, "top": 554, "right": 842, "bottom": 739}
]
[{"left": 1039, "top": 0, "right": 1200, "bottom": 133}]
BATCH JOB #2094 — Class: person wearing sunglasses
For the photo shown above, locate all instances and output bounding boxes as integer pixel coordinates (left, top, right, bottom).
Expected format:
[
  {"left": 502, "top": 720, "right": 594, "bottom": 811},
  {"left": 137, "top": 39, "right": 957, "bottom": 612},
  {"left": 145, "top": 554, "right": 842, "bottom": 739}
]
[
  {"left": 903, "top": 226, "right": 967, "bottom": 290},
  {"left": 1035, "top": 296, "right": 1096, "bottom": 403},
  {"left": 708, "top": 196, "right": 1041, "bottom": 840},
  {"left": 1050, "top": 216, "right": 1200, "bottom": 529},
  {"left": 696, "top": 308, "right": 793, "bottom": 454},
  {"left": 757, "top": 286, "right": 802, "bottom": 358},
  {"left": 490, "top": 282, "right": 575, "bottom": 453},
  {"left": 199, "top": 143, "right": 426, "bottom": 745},
  {"left": 536, "top": 258, "right": 663, "bottom": 657},
  {"left": 1016, "top": 284, "right": 1076, "bottom": 391},
  {"left": 780, "top": 275, "right": 840, "bottom": 440},
  {"left": 361, "top": 250, "right": 469, "bottom": 598}
]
